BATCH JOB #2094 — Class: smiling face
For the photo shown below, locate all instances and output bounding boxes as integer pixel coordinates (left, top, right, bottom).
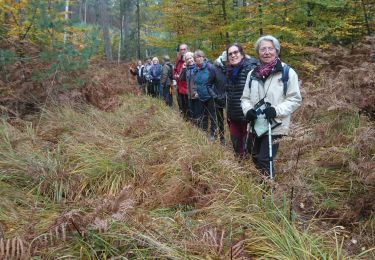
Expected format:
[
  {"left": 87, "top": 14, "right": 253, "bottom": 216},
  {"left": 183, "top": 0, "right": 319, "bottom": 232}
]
[
  {"left": 228, "top": 46, "right": 244, "bottom": 66},
  {"left": 258, "top": 40, "right": 278, "bottom": 64},
  {"left": 185, "top": 53, "right": 194, "bottom": 66}
]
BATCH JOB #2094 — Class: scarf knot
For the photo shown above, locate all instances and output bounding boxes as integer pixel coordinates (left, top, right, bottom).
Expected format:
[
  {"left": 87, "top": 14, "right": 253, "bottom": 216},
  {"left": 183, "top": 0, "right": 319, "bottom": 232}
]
[{"left": 255, "top": 58, "right": 278, "bottom": 79}]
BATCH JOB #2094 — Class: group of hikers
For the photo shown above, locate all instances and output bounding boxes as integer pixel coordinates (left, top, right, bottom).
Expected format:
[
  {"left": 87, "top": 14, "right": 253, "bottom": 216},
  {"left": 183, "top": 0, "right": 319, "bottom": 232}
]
[{"left": 130, "top": 35, "right": 302, "bottom": 178}]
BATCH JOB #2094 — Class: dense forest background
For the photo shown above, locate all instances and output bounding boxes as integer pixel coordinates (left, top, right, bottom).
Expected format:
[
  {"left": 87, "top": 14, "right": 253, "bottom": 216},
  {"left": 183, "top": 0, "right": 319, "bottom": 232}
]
[{"left": 1, "top": 0, "right": 374, "bottom": 63}]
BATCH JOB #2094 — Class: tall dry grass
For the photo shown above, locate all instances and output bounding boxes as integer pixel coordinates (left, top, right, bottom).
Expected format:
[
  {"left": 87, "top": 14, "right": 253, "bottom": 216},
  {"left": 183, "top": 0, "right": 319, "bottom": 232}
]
[{"left": 0, "top": 87, "right": 374, "bottom": 258}]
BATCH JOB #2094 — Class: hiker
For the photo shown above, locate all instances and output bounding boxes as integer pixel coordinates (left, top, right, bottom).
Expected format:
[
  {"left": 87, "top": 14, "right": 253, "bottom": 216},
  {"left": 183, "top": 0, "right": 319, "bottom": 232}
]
[
  {"left": 206, "top": 51, "right": 228, "bottom": 145},
  {"left": 149, "top": 57, "right": 162, "bottom": 98},
  {"left": 144, "top": 57, "right": 152, "bottom": 95},
  {"left": 226, "top": 43, "right": 258, "bottom": 157},
  {"left": 193, "top": 50, "right": 217, "bottom": 140},
  {"left": 174, "top": 44, "right": 189, "bottom": 119},
  {"left": 180, "top": 51, "right": 202, "bottom": 127},
  {"left": 241, "top": 35, "right": 302, "bottom": 176},
  {"left": 129, "top": 60, "right": 145, "bottom": 92},
  {"left": 161, "top": 55, "right": 174, "bottom": 106}
]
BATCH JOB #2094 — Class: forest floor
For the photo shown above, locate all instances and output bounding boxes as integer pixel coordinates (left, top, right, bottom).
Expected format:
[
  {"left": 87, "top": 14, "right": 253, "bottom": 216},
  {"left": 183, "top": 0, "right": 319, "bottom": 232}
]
[{"left": 0, "top": 38, "right": 374, "bottom": 259}]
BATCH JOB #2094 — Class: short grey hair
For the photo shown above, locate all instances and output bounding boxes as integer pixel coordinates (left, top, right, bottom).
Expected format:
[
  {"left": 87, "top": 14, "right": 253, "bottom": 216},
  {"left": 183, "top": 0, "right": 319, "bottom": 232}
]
[
  {"left": 184, "top": 52, "right": 194, "bottom": 61},
  {"left": 194, "top": 50, "right": 205, "bottom": 58},
  {"left": 163, "top": 55, "right": 170, "bottom": 62},
  {"left": 254, "top": 35, "right": 281, "bottom": 55}
]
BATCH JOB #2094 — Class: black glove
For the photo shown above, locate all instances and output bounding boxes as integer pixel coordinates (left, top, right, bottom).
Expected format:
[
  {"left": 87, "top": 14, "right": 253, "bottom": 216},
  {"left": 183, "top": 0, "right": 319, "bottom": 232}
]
[
  {"left": 264, "top": 106, "right": 276, "bottom": 119},
  {"left": 246, "top": 109, "right": 258, "bottom": 121}
]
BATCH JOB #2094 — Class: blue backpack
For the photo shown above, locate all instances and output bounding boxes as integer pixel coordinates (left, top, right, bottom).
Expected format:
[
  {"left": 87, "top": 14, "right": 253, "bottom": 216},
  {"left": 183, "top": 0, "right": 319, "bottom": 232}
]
[
  {"left": 280, "top": 65, "right": 289, "bottom": 96},
  {"left": 150, "top": 64, "right": 162, "bottom": 81}
]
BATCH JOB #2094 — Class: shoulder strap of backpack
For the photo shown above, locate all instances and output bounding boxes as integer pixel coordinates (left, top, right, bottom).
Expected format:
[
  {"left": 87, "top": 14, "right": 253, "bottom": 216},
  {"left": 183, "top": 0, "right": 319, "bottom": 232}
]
[{"left": 281, "top": 64, "right": 290, "bottom": 96}]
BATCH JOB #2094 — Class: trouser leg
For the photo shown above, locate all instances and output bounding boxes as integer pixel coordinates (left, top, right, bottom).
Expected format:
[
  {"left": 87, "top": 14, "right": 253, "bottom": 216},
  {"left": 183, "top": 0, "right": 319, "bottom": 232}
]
[
  {"left": 201, "top": 101, "right": 208, "bottom": 132},
  {"left": 253, "top": 135, "right": 281, "bottom": 176},
  {"left": 216, "top": 107, "right": 225, "bottom": 142},
  {"left": 207, "top": 99, "right": 217, "bottom": 137},
  {"left": 228, "top": 120, "right": 248, "bottom": 157}
]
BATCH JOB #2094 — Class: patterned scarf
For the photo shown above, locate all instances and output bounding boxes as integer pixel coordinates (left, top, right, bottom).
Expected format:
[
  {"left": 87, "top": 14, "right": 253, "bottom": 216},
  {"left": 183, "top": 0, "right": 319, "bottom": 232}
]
[{"left": 255, "top": 58, "right": 278, "bottom": 79}]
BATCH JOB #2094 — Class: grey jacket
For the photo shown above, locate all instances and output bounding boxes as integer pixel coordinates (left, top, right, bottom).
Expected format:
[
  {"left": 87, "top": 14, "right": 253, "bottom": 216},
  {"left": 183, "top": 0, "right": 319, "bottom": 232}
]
[{"left": 161, "top": 62, "right": 173, "bottom": 87}]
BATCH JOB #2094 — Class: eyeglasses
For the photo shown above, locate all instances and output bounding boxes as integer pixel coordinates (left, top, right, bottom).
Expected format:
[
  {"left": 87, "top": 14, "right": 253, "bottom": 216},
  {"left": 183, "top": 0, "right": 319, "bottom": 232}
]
[
  {"left": 180, "top": 48, "right": 187, "bottom": 51},
  {"left": 228, "top": 50, "right": 240, "bottom": 56},
  {"left": 259, "top": 47, "right": 275, "bottom": 53}
]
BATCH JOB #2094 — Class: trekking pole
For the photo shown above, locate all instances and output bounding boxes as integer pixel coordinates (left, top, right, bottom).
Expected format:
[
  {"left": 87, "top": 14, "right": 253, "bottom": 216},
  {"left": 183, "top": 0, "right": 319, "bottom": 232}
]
[{"left": 268, "top": 122, "right": 273, "bottom": 179}]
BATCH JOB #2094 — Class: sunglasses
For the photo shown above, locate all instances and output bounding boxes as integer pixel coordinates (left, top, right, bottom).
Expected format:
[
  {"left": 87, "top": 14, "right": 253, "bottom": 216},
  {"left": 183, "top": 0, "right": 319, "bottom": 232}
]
[{"left": 228, "top": 50, "right": 240, "bottom": 56}]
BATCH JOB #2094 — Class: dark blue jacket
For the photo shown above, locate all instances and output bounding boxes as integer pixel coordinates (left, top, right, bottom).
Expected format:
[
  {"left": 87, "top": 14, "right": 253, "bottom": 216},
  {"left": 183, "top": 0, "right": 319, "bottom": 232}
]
[
  {"left": 207, "top": 62, "right": 227, "bottom": 108},
  {"left": 194, "top": 61, "right": 211, "bottom": 102}
]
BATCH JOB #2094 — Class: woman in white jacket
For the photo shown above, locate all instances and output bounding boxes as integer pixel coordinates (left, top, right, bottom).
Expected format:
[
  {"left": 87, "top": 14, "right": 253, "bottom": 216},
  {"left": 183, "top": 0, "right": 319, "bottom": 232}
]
[{"left": 241, "top": 35, "right": 302, "bottom": 177}]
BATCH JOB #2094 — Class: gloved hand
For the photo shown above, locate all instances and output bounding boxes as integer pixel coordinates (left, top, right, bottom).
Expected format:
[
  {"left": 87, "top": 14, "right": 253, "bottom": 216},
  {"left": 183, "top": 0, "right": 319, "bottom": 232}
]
[
  {"left": 246, "top": 109, "right": 258, "bottom": 121},
  {"left": 263, "top": 106, "right": 276, "bottom": 120}
]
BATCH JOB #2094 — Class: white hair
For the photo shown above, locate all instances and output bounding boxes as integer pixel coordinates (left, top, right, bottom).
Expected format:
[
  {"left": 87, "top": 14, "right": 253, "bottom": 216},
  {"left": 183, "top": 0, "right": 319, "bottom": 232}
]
[{"left": 254, "top": 35, "right": 281, "bottom": 55}]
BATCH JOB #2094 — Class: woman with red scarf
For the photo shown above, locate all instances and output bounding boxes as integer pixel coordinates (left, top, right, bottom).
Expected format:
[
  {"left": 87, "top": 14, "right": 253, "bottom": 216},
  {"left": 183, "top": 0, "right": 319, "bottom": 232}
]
[{"left": 241, "top": 35, "right": 302, "bottom": 176}]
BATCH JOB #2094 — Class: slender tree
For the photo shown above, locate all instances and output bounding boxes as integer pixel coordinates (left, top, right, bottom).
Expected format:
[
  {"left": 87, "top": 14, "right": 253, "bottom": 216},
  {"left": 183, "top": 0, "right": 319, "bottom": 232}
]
[{"left": 99, "top": 0, "right": 113, "bottom": 62}]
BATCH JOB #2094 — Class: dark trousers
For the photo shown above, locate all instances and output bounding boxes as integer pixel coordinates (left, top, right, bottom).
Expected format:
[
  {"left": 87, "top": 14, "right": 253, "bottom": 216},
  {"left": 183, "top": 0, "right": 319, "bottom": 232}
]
[
  {"left": 163, "top": 85, "right": 173, "bottom": 106},
  {"left": 228, "top": 120, "right": 248, "bottom": 157},
  {"left": 201, "top": 99, "right": 217, "bottom": 137},
  {"left": 250, "top": 134, "right": 281, "bottom": 176},
  {"left": 189, "top": 98, "right": 203, "bottom": 127},
  {"left": 148, "top": 81, "right": 160, "bottom": 97},
  {"left": 216, "top": 106, "right": 225, "bottom": 142},
  {"left": 180, "top": 94, "right": 189, "bottom": 120}
]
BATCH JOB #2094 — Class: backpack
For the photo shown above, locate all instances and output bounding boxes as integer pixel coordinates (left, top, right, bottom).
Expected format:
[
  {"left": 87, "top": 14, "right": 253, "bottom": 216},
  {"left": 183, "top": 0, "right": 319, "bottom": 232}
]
[
  {"left": 280, "top": 65, "right": 289, "bottom": 96},
  {"left": 166, "top": 63, "right": 173, "bottom": 80},
  {"left": 248, "top": 64, "right": 290, "bottom": 96},
  {"left": 150, "top": 64, "right": 162, "bottom": 81}
]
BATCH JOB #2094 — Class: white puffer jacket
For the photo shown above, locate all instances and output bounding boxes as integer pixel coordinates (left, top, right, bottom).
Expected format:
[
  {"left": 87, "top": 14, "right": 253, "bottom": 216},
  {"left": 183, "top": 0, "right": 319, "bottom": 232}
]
[{"left": 241, "top": 61, "right": 302, "bottom": 136}]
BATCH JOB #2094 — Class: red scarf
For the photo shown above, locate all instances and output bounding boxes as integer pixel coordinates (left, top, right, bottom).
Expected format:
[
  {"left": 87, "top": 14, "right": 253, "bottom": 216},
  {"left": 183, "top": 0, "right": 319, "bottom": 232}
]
[{"left": 255, "top": 58, "right": 278, "bottom": 78}]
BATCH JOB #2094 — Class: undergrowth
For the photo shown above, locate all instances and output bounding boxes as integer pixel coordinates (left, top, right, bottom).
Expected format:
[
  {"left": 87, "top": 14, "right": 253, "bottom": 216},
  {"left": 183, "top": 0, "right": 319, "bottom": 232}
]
[{"left": 0, "top": 92, "right": 373, "bottom": 259}]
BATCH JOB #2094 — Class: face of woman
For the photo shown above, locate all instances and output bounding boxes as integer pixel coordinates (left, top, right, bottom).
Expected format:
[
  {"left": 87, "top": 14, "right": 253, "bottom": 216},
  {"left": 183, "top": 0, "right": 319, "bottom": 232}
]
[
  {"left": 258, "top": 40, "right": 278, "bottom": 64},
  {"left": 185, "top": 55, "right": 194, "bottom": 66},
  {"left": 228, "top": 46, "right": 244, "bottom": 66},
  {"left": 194, "top": 55, "right": 204, "bottom": 65}
]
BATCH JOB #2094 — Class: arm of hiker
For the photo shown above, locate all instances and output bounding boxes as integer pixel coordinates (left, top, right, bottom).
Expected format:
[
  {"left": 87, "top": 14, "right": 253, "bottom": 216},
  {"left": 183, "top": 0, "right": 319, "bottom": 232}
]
[
  {"left": 129, "top": 67, "right": 137, "bottom": 76},
  {"left": 241, "top": 71, "right": 254, "bottom": 116},
  {"left": 274, "top": 68, "right": 302, "bottom": 117},
  {"left": 161, "top": 65, "right": 168, "bottom": 86},
  {"left": 205, "top": 66, "right": 217, "bottom": 98},
  {"left": 178, "top": 67, "right": 187, "bottom": 81}
]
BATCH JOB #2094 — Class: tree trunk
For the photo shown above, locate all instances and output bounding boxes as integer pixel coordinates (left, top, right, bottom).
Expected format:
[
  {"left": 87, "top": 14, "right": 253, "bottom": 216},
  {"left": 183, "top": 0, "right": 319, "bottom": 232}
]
[
  {"left": 123, "top": 1, "right": 132, "bottom": 60},
  {"left": 307, "top": 2, "right": 313, "bottom": 28},
  {"left": 118, "top": 15, "right": 124, "bottom": 64},
  {"left": 136, "top": 0, "right": 141, "bottom": 59},
  {"left": 282, "top": 0, "right": 288, "bottom": 26},
  {"left": 64, "top": 0, "right": 69, "bottom": 44},
  {"left": 258, "top": 1, "right": 263, "bottom": 36},
  {"left": 84, "top": 0, "right": 87, "bottom": 23},
  {"left": 221, "top": 0, "right": 230, "bottom": 44},
  {"left": 99, "top": 0, "right": 113, "bottom": 62},
  {"left": 360, "top": 0, "right": 371, "bottom": 36}
]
